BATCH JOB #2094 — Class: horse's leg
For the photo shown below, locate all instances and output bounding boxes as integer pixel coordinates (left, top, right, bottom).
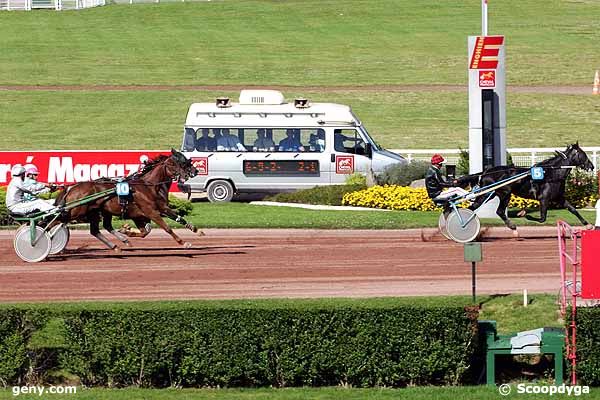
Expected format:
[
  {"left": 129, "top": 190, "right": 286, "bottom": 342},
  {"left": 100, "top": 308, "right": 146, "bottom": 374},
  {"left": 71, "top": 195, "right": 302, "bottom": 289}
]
[
  {"left": 160, "top": 207, "right": 204, "bottom": 236},
  {"left": 102, "top": 212, "right": 131, "bottom": 246},
  {"left": 525, "top": 198, "right": 549, "bottom": 223},
  {"left": 469, "top": 194, "right": 486, "bottom": 212},
  {"left": 491, "top": 192, "right": 520, "bottom": 238},
  {"left": 561, "top": 199, "right": 591, "bottom": 228},
  {"left": 143, "top": 209, "right": 191, "bottom": 247},
  {"left": 119, "top": 220, "right": 153, "bottom": 238},
  {"left": 89, "top": 212, "right": 118, "bottom": 250}
]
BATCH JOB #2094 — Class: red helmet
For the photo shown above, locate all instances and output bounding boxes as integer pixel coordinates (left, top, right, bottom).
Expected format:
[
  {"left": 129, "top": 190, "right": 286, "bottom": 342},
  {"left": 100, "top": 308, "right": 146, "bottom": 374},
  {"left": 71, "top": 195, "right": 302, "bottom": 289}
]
[{"left": 431, "top": 154, "right": 445, "bottom": 165}]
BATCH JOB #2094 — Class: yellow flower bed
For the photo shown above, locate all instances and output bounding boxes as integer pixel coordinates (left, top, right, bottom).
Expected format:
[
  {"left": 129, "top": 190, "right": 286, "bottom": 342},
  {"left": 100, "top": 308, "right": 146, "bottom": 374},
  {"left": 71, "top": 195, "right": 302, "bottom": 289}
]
[
  {"left": 342, "top": 185, "right": 542, "bottom": 211},
  {"left": 342, "top": 186, "right": 446, "bottom": 211},
  {"left": 508, "top": 195, "right": 539, "bottom": 209}
]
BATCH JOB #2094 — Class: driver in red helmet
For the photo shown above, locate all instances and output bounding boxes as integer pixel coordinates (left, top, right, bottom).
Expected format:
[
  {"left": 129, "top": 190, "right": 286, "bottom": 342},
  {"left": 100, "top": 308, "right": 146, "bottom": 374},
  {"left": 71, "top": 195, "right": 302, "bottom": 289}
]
[{"left": 425, "top": 154, "right": 456, "bottom": 202}]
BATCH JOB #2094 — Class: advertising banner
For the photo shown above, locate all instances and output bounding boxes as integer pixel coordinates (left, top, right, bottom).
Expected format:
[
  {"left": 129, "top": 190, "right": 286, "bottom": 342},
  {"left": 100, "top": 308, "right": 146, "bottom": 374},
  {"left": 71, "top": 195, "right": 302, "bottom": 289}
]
[{"left": 0, "top": 150, "right": 170, "bottom": 186}]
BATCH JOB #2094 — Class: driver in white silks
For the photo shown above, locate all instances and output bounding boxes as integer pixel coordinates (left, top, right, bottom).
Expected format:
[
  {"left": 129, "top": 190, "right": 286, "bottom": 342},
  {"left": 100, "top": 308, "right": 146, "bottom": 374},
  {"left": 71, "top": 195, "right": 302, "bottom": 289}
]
[{"left": 5, "top": 164, "right": 57, "bottom": 215}]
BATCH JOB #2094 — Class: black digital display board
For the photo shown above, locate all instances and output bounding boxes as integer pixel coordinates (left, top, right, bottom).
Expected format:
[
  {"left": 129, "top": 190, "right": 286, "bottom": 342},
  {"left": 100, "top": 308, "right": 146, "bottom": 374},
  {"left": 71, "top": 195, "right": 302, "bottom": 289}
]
[{"left": 243, "top": 160, "right": 320, "bottom": 176}]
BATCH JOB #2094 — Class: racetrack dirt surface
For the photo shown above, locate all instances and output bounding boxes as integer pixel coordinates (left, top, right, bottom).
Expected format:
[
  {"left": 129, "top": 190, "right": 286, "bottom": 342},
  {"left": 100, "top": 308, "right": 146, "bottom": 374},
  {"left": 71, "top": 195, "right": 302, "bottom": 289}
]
[{"left": 0, "top": 226, "right": 568, "bottom": 302}]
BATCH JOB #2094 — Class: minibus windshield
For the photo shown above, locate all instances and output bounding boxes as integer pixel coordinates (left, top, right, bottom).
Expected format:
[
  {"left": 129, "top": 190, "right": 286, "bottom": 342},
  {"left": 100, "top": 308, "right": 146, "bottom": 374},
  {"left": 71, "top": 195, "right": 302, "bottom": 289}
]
[{"left": 358, "top": 125, "right": 381, "bottom": 151}]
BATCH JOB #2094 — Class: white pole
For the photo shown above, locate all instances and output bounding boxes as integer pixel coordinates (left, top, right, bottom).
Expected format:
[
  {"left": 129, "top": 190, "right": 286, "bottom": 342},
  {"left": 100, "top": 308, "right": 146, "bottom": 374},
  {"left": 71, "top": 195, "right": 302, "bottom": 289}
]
[
  {"left": 482, "top": 0, "right": 488, "bottom": 36},
  {"left": 523, "top": 289, "right": 528, "bottom": 307}
]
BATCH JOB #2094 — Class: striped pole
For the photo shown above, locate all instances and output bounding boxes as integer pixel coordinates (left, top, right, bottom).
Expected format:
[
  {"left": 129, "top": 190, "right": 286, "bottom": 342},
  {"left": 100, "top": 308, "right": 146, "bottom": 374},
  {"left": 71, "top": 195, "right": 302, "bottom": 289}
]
[{"left": 482, "top": 0, "right": 488, "bottom": 36}]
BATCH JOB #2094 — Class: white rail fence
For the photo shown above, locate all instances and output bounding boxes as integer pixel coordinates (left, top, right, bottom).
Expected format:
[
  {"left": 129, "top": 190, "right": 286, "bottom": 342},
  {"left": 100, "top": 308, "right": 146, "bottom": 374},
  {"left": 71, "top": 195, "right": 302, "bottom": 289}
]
[
  {"left": 0, "top": 0, "right": 103, "bottom": 10},
  {"left": 391, "top": 147, "right": 600, "bottom": 172}
]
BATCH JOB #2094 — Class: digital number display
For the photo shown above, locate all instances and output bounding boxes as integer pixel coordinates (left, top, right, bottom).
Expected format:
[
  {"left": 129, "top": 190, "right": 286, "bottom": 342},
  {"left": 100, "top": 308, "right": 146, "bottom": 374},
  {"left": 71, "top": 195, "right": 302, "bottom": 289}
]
[{"left": 243, "top": 160, "right": 320, "bottom": 176}]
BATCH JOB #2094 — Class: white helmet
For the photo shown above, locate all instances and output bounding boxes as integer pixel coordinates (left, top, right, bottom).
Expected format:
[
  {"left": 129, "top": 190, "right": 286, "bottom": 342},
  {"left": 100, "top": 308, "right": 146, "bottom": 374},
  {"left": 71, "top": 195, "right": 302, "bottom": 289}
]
[
  {"left": 24, "top": 164, "right": 39, "bottom": 175},
  {"left": 11, "top": 164, "right": 25, "bottom": 177}
]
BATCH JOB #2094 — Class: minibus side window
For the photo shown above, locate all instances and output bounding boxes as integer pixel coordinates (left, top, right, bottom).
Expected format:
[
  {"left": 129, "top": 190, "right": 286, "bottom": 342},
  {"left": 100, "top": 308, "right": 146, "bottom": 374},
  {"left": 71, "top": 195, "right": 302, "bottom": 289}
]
[
  {"left": 194, "top": 128, "right": 217, "bottom": 152},
  {"left": 183, "top": 128, "right": 197, "bottom": 152},
  {"left": 273, "top": 128, "right": 306, "bottom": 152},
  {"left": 334, "top": 129, "right": 366, "bottom": 155},
  {"left": 308, "top": 128, "right": 326, "bottom": 152},
  {"left": 248, "top": 128, "right": 276, "bottom": 152},
  {"left": 269, "top": 128, "right": 324, "bottom": 153},
  {"left": 215, "top": 128, "right": 247, "bottom": 152}
]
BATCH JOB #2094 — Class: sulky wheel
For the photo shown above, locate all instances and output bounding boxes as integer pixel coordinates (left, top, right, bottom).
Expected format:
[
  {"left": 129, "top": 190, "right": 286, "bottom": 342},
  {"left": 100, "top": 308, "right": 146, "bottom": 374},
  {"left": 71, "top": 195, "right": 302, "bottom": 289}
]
[
  {"left": 49, "top": 224, "right": 70, "bottom": 255},
  {"left": 14, "top": 224, "right": 52, "bottom": 263},
  {"left": 438, "top": 212, "right": 451, "bottom": 240},
  {"left": 445, "top": 208, "right": 481, "bottom": 243}
]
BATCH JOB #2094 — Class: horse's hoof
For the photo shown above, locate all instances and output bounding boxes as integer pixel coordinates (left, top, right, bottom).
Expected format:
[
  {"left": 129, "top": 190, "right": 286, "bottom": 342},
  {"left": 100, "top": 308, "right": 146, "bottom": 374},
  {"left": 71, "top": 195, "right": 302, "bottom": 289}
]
[
  {"left": 113, "top": 247, "right": 122, "bottom": 253},
  {"left": 512, "top": 230, "right": 523, "bottom": 241},
  {"left": 197, "top": 230, "right": 205, "bottom": 237},
  {"left": 124, "top": 240, "right": 133, "bottom": 247},
  {"left": 183, "top": 242, "right": 192, "bottom": 249},
  {"left": 517, "top": 209, "right": 527, "bottom": 218}
]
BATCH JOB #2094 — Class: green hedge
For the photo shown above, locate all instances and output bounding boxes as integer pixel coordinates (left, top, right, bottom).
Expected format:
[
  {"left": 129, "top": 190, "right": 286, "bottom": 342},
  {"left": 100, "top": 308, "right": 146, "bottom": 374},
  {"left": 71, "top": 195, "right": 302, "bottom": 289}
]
[
  {"left": 575, "top": 307, "right": 600, "bottom": 385},
  {"left": 0, "top": 308, "right": 49, "bottom": 385},
  {"left": 0, "top": 299, "right": 478, "bottom": 388},
  {"left": 265, "top": 184, "right": 366, "bottom": 206},
  {"left": 0, "top": 187, "right": 12, "bottom": 226},
  {"left": 376, "top": 161, "right": 430, "bottom": 186}
]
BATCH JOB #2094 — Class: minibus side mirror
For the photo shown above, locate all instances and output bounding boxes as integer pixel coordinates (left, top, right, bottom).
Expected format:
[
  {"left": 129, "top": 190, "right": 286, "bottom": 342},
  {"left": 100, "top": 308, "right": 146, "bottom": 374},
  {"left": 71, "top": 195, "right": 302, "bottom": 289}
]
[{"left": 366, "top": 143, "right": 373, "bottom": 158}]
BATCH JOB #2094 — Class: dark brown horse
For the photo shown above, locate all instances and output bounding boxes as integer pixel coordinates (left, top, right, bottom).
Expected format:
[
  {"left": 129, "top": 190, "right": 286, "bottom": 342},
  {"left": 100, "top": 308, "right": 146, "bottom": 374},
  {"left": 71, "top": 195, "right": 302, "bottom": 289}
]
[{"left": 55, "top": 149, "right": 200, "bottom": 250}]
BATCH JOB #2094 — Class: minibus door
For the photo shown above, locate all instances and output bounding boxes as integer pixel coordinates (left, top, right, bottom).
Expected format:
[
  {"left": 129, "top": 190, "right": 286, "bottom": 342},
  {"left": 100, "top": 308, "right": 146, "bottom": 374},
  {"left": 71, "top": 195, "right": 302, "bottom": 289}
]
[{"left": 329, "top": 128, "right": 372, "bottom": 184}]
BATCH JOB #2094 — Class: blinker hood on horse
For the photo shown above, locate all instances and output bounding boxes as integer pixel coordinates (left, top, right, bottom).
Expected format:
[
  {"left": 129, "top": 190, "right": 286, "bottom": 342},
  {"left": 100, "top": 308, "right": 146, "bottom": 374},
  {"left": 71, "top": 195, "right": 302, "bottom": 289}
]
[{"left": 54, "top": 149, "right": 203, "bottom": 251}]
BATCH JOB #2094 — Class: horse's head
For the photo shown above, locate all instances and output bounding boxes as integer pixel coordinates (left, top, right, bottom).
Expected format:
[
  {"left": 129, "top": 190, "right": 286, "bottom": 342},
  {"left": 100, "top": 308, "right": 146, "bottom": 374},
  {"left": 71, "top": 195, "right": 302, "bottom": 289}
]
[
  {"left": 566, "top": 142, "right": 594, "bottom": 172},
  {"left": 166, "top": 148, "right": 198, "bottom": 182}
]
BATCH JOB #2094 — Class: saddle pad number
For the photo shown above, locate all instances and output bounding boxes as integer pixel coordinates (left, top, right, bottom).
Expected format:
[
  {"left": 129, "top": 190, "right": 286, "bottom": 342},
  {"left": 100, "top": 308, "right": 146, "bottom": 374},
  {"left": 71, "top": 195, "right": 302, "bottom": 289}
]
[
  {"left": 116, "top": 182, "right": 130, "bottom": 196},
  {"left": 531, "top": 167, "right": 544, "bottom": 181}
]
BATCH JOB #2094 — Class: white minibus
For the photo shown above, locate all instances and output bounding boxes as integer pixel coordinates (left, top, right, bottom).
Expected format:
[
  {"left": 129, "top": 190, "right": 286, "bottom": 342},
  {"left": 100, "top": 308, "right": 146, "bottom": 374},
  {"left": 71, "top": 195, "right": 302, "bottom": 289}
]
[{"left": 180, "top": 90, "right": 406, "bottom": 202}]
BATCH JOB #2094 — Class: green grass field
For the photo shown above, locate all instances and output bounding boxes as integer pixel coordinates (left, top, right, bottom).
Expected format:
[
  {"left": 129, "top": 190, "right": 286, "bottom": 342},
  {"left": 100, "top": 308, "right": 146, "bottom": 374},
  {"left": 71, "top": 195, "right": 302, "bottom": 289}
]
[
  {"left": 1, "top": 0, "right": 598, "bottom": 86},
  {"left": 1, "top": 90, "right": 598, "bottom": 150}
]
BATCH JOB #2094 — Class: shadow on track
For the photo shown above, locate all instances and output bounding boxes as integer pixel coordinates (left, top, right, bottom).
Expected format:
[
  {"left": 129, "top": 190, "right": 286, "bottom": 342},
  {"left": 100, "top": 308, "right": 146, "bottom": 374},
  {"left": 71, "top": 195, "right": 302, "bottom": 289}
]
[{"left": 47, "top": 247, "right": 250, "bottom": 261}]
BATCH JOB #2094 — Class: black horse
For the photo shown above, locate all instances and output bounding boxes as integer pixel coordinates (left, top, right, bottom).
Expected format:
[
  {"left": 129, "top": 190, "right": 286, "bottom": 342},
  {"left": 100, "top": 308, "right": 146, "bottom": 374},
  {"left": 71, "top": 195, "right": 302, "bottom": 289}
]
[{"left": 470, "top": 143, "right": 595, "bottom": 233}]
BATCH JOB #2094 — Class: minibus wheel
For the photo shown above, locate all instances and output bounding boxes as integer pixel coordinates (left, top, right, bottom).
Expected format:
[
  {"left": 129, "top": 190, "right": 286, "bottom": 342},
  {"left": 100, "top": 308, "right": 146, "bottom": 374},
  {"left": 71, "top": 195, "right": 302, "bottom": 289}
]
[{"left": 207, "top": 180, "right": 235, "bottom": 203}]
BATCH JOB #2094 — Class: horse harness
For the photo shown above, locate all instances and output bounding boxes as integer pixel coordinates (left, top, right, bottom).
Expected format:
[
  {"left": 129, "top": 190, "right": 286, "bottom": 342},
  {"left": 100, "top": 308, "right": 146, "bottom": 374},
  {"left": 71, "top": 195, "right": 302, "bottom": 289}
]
[{"left": 114, "top": 178, "right": 173, "bottom": 219}]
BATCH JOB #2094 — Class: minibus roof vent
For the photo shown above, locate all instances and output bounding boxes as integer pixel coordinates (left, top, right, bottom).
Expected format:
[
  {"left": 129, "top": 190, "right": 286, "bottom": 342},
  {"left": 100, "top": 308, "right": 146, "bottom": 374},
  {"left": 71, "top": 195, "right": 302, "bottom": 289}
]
[{"left": 239, "top": 90, "right": 286, "bottom": 105}]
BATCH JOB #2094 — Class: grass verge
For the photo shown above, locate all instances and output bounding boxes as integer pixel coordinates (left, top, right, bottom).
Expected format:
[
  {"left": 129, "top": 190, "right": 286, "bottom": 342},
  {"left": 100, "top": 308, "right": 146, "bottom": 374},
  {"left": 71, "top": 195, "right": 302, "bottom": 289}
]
[
  {"left": 1, "top": 90, "right": 599, "bottom": 150},
  {"left": 2, "top": 203, "right": 592, "bottom": 230},
  {"left": 177, "top": 203, "right": 595, "bottom": 230},
  {"left": 4, "top": 385, "right": 599, "bottom": 400}
]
